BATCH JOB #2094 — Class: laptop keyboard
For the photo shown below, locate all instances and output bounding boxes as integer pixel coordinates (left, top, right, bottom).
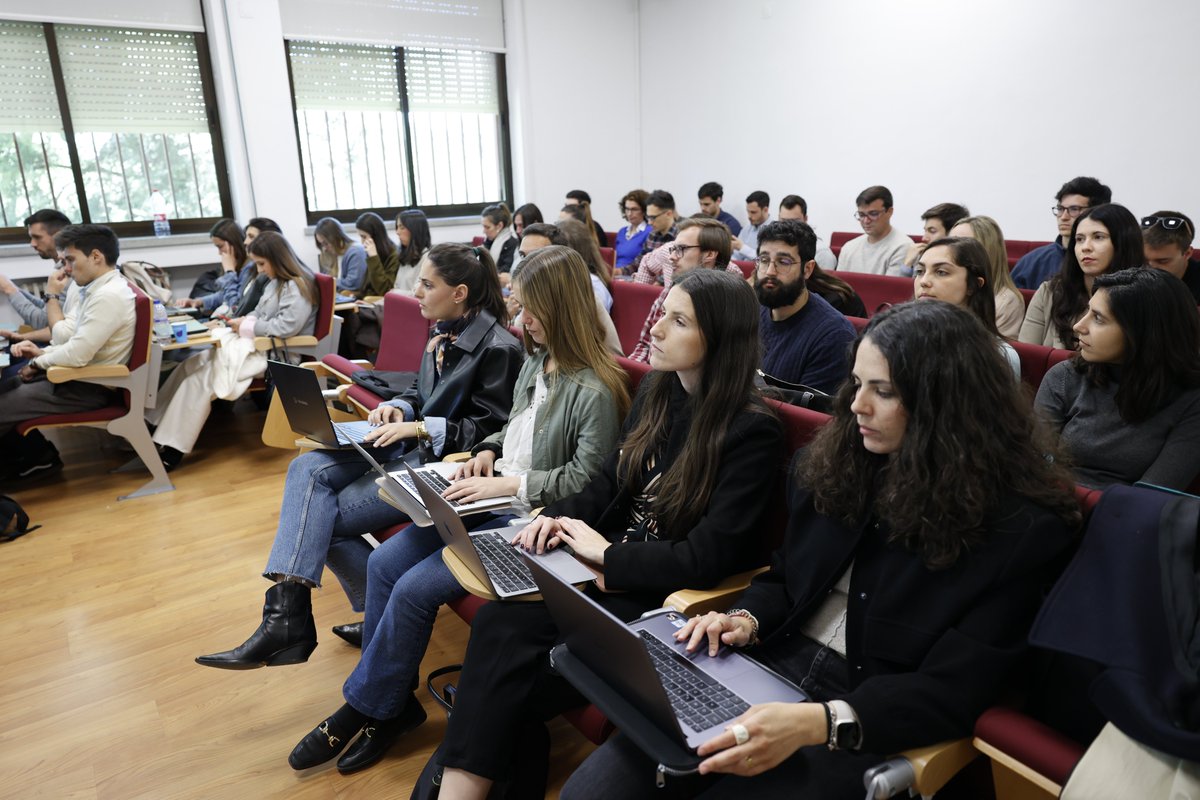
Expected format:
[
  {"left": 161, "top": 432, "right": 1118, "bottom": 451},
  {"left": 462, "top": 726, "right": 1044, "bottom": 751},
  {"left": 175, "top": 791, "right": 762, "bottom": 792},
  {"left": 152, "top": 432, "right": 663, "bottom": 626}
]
[
  {"left": 638, "top": 630, "right": 750, "bottom": 732},
  {"left": 397, "top": 468, "right": 463, "bottom": 507},
  {"left": 472, "top": 530, "right": 536, "bottom": 594},
  {"left": 334, "top": 422, "right": 371, "bottom": 444}
]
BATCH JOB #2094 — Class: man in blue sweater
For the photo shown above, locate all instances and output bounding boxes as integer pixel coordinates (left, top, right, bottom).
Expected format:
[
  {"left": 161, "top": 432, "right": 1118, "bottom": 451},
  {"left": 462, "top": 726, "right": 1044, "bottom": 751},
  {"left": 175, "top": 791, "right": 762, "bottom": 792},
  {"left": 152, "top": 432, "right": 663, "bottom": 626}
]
[
  {"left": 1011, "top": 176, "right": 1111, "bottom": 290},
  {"left": 754, "top": 220, "right": 856, "bottom": 396}
]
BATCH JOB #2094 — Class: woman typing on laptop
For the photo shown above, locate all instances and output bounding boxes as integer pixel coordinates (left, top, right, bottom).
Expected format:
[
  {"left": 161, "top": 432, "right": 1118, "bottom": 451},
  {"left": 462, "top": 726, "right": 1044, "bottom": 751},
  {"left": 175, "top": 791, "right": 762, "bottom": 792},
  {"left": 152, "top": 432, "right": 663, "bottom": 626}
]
[
  {"left": 561, "top": 301, "right": 1081, "bottom": 799},
  {"left": 283, "top": 246, "right": 631, "bottom": 773},
  {"left": 426, "top": 269, "right": 785, "bottom": 799},
  {"left": 194, "top": 243, "right": 523, "bottom": 670}
]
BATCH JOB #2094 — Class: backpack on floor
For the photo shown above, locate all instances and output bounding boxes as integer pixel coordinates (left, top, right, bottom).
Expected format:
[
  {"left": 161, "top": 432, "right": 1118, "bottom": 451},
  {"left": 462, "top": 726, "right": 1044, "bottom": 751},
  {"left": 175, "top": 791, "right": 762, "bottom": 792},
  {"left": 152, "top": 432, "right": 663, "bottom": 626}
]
[{"left": 0, "top": 495, "right": 40, "bottom": 542}]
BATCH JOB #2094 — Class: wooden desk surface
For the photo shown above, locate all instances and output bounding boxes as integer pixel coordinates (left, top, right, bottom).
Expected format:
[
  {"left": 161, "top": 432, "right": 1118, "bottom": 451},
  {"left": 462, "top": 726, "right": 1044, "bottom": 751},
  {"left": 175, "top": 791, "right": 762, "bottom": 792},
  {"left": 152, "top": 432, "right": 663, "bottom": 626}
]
[{"left": 159, "top": 334, "right": 220, "bottom": 350}]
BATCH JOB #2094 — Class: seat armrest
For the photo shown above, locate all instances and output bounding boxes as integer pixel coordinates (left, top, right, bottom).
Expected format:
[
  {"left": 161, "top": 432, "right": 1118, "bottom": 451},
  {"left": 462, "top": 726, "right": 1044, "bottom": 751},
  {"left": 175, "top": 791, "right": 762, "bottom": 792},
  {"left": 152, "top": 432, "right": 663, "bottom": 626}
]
[
  {"left": 903, "top": 738, "right": 978, "bottom": 797},
  {"left": 46, "top": 364, "right": 131, "bottom": 384},
  {"left": 443, "top": 451, "right": 472, "bottom": 463},
  {"left": 662, "top": 567, "right": 768, "bottom": 616},
  {"left": 255, "top": 335, "right": 319, "bottom": 351}
]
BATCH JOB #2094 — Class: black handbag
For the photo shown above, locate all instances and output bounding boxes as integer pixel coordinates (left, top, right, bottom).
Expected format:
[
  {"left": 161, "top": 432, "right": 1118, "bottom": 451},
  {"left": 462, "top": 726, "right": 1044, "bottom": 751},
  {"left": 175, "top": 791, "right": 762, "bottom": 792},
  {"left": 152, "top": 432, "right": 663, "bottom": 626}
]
[
  {"left": 350, "top": 369, "right": 418, "bottom": 400},
  {"left": 756, "top": 369, "right": 834, "bottom": 413}
]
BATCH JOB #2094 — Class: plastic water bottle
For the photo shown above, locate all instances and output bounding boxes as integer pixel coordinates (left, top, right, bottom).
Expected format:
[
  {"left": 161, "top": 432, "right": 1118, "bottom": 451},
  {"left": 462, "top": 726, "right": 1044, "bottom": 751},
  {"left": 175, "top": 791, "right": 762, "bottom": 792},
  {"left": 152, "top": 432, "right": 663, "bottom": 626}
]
[
  {"left": 152, "top": 299, "right": 171, "bottom": 342},
  {"left": 150, "top": 189, "right": 171, "bottom": 237}
]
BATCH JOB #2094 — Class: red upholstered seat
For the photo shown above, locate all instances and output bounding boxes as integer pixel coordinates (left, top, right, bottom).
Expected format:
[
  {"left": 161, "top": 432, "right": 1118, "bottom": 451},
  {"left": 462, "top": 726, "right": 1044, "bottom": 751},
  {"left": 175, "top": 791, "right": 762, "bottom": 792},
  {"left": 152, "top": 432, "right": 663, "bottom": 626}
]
[
  {"left": 975, "top": 706, "right": 1086, "bottom": 787},
  {"left": 312, "top": 272, "right": 335, "bottom": 342},
  {"left": 732, "top": 259, "right": 754, "bottom": 279},
  {"left": 829, "top": 231, "right": 857, "bottom": 254},
  {"left": 615, "top": 355, "right": 650, "bottom": 393},
  {"left": 1012, "top": 341, "right": 1075, "bottom": 391},
  {"left": 322, "top": 291, "right": 429, "bottom": 408},
  {"left": 609, "top": 281, "right": 661, "bottom": 356},
  {"left": 846, "top": 315, "right": 869, "bottom": 333},
  {"left": 836, "top": 272, "right": 914, "bottom": 316},
  {"left": 1018, "top": 287, "right": 1036, "bottom": 306},
  {"left": 599, "top": 247, "right": 615, "bottom": 269},
  {"left": 471, "top": 236, "right": 484, "bottom": 246},
  {"left": 605, "top": 231, "right": 617, "bottom": 247}
]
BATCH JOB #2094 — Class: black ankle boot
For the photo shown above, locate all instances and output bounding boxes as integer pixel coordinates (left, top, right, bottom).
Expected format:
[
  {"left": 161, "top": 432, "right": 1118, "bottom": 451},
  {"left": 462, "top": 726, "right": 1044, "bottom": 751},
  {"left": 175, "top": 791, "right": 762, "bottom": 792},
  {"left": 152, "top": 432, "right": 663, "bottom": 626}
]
[{"left": 195, "top": 582, "right": 318, "bottom": 669}]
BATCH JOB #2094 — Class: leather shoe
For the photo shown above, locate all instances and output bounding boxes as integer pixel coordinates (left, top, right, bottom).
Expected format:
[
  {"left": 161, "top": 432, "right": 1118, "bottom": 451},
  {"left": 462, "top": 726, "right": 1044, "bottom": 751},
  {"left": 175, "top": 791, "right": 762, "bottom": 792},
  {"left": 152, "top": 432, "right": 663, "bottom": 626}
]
[
  {"left": 289, "top": 711, "right": 362, "bottom": 770},
  {"left": 331, "top": 621, "right": 363, "bottom": 648},
  {"left": 336, "top": 696, "right": 428, "bottom": 774}
]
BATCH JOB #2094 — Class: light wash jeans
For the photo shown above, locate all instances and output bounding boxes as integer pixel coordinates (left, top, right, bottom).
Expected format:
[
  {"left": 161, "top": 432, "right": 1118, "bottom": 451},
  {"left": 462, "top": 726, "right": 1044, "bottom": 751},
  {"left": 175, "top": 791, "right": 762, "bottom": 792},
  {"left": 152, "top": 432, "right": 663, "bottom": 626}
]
[
  {"left": 262, "top": 446, "right": 411, "bottom": 612},
  {"left": 341, "top": 513, "right": 515, "bottom": 719}
]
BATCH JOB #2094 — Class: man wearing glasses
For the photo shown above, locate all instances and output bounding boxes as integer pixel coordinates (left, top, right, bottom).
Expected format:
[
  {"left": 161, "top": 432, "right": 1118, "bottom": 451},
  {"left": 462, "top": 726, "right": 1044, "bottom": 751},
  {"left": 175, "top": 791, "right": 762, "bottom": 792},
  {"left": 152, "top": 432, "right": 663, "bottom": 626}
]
[
  {"left": 836, "top": 185, "right": 911, "bottom": 277},
  {"left": 630, "top": 218, "right": 743, "bottom": 363},
  {"left": 631, "top": 189, "right": 679, "bottom": 272},
  {"left": 754, "top": 220, "right": 856, "bottom": 395},
  {"left": 1011, "top": 176, "right": 1112, "bottom": 290},
  {"left": 1142, "top": 210, "right": 1200, "bottom": 303}
]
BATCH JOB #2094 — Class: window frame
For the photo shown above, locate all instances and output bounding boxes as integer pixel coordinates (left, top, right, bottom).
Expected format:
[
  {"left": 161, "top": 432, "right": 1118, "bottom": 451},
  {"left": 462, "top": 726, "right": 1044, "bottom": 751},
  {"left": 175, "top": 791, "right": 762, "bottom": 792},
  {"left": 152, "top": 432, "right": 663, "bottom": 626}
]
[
  {"left": 283, "top": 39, "right": 513, "bottom": 226},
  {"left": 0, "top": 21, "right": 234, "bottom": 244}
]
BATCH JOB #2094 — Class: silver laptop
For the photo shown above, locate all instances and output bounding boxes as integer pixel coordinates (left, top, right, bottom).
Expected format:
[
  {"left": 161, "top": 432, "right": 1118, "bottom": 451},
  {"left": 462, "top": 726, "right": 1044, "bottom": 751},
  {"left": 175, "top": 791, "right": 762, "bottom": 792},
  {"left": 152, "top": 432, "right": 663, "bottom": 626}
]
[
  {"left": 268, "top": 360, "right": 375, "bottom": 447},
  {"left": 408, "top": 463, "right": 595, "bottom": 599},
  {"left": 352, "top": 441, "right": 518, "bottom": 527},
  {"left": 525, "top": 554, "right": 806, "bottom": 748}
]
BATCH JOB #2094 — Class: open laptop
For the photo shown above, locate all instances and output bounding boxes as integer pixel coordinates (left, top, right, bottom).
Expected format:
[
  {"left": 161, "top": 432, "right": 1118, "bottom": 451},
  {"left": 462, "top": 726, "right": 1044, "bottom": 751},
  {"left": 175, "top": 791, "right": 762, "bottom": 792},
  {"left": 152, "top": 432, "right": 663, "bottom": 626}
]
[
  {"left": 408, "top": 463, "right": 595, "bottom": 599},
  {"left": 525, "top": 554, "right": 806, "bottom": 749},
  {"left": 268, "top": 360, "right": 376, "bottom": 447},
  {"left": 351, "top": 441, "right": 517, "bottom": 526}
]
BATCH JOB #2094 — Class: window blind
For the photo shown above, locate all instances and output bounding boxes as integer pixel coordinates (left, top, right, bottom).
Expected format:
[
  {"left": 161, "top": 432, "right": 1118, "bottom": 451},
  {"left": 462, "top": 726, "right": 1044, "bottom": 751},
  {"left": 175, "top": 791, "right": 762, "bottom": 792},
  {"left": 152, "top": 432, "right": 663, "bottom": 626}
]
[
  {"left": 0, "top": 21, "right": 63, "bottom": 133},
  {"left": 0, "top": 1, "right": 204, "bottom": 33},
  {"left": 288, "top": 41, "right": 402, "bottom": 113},
  {"left": 280, "top": 0, "right": 505, "bottom": 52},
  {"left": 55, "top": 25, "right": 210, "bottom": 134},
  {"left": 404, "top": 47, "right": 500, "bottom": 114}
]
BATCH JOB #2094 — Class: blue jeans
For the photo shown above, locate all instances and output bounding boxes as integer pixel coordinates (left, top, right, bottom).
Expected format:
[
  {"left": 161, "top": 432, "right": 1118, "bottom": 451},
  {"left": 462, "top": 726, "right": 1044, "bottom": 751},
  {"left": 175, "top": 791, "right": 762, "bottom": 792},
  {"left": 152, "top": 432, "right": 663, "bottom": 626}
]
[
  {"left": 262, "top": 446, "right": 410, "bottom": 612},
  {"left": 341, "top": 513, "right": 516, "bottom": 719}
]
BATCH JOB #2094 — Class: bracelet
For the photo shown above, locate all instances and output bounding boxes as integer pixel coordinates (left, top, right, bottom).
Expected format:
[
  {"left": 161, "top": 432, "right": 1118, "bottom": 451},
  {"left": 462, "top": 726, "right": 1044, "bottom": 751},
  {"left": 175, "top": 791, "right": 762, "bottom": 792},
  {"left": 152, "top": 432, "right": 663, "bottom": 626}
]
[
  {"left": 47, "top": 293, "right": 65, "bottom": 303},
  {"left": 725, "top": 608, "right": 760, "bottom": 645},
  {"left": 414, "top": 420, "right": 430, "bottom": 444}
]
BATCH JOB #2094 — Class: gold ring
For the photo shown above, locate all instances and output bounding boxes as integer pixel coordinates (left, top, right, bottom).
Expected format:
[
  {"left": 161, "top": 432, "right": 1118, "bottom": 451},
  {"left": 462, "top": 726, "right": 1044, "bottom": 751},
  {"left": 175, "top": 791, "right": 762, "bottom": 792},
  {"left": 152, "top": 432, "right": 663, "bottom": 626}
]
[{"left": 745, "top": 756, "right": 753, "bottom": 765}]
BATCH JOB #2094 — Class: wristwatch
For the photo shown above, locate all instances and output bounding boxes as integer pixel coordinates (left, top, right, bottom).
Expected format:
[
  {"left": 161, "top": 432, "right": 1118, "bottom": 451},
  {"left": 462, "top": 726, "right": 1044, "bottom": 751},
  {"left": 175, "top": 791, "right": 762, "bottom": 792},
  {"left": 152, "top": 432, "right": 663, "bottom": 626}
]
[
  {"left": 825, "top": 700, "right": 863, "bottom": 750},
  {"left": 47, "top": 292, "right": 66, "bottom": 303}
]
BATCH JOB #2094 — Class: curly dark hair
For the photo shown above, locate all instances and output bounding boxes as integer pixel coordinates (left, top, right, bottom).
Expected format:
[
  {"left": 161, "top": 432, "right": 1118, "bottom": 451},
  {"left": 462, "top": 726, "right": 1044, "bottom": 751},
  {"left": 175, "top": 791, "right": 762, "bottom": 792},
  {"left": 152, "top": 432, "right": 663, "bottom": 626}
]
[{"left": 801, "top": 301, "right": 1080, "bottom": 569}]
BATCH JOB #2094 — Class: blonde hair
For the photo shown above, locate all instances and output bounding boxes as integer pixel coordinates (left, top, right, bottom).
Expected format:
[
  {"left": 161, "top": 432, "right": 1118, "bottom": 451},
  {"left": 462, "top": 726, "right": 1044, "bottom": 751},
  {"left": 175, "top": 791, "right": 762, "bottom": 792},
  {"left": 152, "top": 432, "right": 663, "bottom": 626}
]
[
  {"left": 513, "top": 245, "right": 630, "bottom": 419},
  {"left": 955, "top": 216, "right": 1018, "bottom": 296}
]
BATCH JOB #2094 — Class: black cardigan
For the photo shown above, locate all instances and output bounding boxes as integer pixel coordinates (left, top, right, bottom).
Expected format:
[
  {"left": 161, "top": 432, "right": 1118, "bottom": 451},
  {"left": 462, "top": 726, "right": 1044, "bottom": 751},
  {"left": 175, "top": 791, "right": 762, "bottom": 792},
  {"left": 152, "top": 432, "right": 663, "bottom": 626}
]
[
  {"left": 543, "top": 379, "right": 784, "bottom": 595},
  {"left": 739, "top": 475, "right": 1075, "bottom": 755}
]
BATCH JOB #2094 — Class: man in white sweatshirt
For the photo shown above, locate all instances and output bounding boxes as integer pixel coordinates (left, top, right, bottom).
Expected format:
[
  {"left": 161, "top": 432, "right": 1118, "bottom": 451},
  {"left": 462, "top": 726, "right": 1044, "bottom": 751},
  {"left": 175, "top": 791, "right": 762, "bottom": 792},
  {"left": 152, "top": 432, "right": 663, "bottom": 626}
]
[{"left": 836, "top": 185, "right": 912, "bottom": 276}]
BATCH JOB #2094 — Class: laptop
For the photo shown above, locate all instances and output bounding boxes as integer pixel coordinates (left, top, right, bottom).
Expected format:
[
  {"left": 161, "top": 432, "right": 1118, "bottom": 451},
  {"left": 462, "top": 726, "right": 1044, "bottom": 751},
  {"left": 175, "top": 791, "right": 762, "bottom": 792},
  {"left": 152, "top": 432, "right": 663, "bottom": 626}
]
[
  {"left": 525, "top": 554, "right": 806, "bottom": 749},
  {"left": 351, "top": 441, "right": 517, "bottom": 526},
  {"left": 268, "top": 360, "right": 376, "bottom": 447},
  {"left": 408, "top": 463, "right": 595, "bottom": 599},
  {"left": 153, "top": 316, "right": 207, "bottom": 340}
]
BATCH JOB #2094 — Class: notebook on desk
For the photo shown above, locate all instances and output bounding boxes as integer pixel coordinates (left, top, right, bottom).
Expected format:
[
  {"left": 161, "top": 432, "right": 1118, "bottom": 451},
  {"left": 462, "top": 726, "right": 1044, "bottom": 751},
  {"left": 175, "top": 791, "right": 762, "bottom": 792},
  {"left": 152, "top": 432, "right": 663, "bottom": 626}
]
[{"left": 268, "top": 360, "right": 375, "bottom": 448}]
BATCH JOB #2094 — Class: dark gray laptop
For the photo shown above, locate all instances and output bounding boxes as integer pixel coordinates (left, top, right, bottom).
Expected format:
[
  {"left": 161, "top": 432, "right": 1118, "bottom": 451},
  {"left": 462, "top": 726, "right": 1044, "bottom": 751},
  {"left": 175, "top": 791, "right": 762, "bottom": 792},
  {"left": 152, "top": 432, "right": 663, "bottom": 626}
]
[
  {"left": 525, "top": 554, "right": 806, "bottom": 748},
  {"left": 408, "top": 463, "right": 594, "bottom": 599},
  {"left": 268, "top": 360, "right": 375, "bottom": 447}
]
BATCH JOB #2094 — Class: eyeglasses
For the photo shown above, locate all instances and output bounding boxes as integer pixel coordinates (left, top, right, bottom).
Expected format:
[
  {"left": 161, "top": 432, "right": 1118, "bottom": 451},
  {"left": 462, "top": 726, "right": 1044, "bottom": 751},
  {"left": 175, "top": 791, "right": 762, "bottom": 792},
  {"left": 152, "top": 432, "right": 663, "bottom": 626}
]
[
  {"left": 668, "top": 243, "right": 702, "bottom": 257},
  {"left": 754, "top": 254, "right": 801, "bottom": 271},
  {"left": 647, "top": 211, "right": 670, "bottom": 222},
  {"left": 1052, "top": 204, "right": 1090, "bottom": 218},
  {"left": 1141, "top": 215, "right": 1195, "bottom": 237},
  {"left": 854, "top": 209, "right": 887, "bottom": 221},
  {"left": 621, "top": 205, "right": 642, "bottom": 214}
]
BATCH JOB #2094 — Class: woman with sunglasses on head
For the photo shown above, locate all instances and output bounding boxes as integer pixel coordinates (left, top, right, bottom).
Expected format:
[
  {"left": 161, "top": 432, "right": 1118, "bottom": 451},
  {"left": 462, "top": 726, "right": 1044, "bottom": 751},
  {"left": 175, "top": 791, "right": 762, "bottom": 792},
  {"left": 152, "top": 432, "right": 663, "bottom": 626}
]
[
  {"left": 913, "top": 236, "right": 1020, "bottom": 378},
  {"left": 1019, "top": 203, "right": 1144, "bottom": 349},
  {"left": 194, "top": 244, "right": 524, "bottom": 670},
  {"left": 428, "top": 269, "right": 784, "bottom": 799},
  {"left": 1036, "top": 267, "right": 1200, "bottom": 490},
  {"left": 562, "top": 300, "right": 1080, "bottom": 800},
  {"left": 285, "top": 246, "right": 630, "bottom": 774}
]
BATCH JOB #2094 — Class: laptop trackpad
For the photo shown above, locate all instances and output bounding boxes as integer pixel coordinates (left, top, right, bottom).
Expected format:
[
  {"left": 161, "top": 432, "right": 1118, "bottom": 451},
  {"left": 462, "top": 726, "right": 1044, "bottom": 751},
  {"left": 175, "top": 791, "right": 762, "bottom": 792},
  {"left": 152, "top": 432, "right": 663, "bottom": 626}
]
[{"left": 530, "top": 546, "right": 596, "bottom": 585}]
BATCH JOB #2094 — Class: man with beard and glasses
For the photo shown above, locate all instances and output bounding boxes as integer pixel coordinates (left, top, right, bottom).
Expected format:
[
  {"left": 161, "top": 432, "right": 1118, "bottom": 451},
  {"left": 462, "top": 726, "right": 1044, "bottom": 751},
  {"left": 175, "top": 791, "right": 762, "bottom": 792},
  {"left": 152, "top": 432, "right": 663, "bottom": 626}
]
[{"left": 754, "top": 219, "right": 856, "bottom": 394}]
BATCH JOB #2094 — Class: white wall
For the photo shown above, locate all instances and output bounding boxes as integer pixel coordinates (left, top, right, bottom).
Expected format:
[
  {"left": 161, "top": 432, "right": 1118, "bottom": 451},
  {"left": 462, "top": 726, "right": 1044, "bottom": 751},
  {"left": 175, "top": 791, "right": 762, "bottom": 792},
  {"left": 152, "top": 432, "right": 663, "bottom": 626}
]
[{"left": 636, "top": 0, "right": 1200, "bottom": 242}]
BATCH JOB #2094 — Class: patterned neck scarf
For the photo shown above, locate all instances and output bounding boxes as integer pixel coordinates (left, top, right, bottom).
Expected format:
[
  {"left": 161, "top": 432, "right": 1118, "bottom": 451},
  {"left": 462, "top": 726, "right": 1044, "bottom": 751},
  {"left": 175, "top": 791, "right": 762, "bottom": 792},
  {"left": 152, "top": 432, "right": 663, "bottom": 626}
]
[{"left": 427, "top": 311, "right": 475, "bottom": 378}]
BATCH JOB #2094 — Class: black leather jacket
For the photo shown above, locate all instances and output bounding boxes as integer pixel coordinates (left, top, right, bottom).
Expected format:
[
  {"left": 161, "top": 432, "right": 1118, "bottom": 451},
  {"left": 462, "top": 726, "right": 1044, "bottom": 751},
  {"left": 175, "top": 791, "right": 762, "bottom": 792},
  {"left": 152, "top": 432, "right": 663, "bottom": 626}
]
[{"left": 398, "top": 309, "right": 524, "bottom": 455}]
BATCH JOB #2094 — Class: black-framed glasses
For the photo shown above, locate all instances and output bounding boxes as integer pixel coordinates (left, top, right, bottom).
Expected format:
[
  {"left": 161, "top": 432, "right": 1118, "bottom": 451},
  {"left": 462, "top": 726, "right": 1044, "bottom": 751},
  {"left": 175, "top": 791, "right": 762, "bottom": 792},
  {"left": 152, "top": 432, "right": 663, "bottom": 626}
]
[
  {"left": 668, "top": 243, "right": 702, "bottom": 257},
  {"left": 754, "top": 254, "right": 801, "bottom": 271},
  {"left": 854, "top": 209, "right": 886, "bottom": 221},
  {"left": 1052, "top": 204, "right": 1089, "bottom": 218},
  {"left": 1141, "top": 215, "right": 1195, "bottom": 237},
  {"left": 647, "top": 211, "right": 670, "bottom": 222},
  {"left": 621, "top": 204, "right": 642, "bottom": 215}
]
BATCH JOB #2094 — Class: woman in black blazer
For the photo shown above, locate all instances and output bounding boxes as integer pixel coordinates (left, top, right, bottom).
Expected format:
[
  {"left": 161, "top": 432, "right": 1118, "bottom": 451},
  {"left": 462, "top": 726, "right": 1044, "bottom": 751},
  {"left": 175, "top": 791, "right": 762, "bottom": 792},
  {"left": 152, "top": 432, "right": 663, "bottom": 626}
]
[
  {"left": 431, "top": 270, "right": 785, "bottom": 798},
  {"left": 562, "top": 300, "right": 1083, "bottom": 799},
  {"left": 195, "top": 243, "right": 524, "bottom": 671}
]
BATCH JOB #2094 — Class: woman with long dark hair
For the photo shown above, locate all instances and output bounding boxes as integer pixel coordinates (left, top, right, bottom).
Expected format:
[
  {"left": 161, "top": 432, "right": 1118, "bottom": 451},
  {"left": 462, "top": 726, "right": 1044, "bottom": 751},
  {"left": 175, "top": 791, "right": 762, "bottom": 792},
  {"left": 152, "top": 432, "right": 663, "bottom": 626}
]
[
  {"left": 184, "top": 218, "right": 252, "bottom": 313},
  {"left": 482, "top": 202, "right": 518, "bottom": 274},
  {"left": 430, "top": 268, "right": 785, "bottom": 799},
  {"left": 194, "top": 243, "right": 524, "bottom": 669},
  {"left": 562, "top": 300, "right": 1080, "bottom": 799},
  {"left": 285, "top": 246, "right": 632, "bottom": 773},
  {"left": 1037, "top": 267, "right": 1200, "bottom": 489},
  {"left": 513, "top": 203, "right": 543, "bottom": 238},
  {"left": 355, "top": 211, "right": 399, "bottom": 296},
  {"left": 1020, "top": 203, "right": 1143, "bottom": 348},
  {"left": 393, "top": 208, "right": 431, "bottom": 293}
]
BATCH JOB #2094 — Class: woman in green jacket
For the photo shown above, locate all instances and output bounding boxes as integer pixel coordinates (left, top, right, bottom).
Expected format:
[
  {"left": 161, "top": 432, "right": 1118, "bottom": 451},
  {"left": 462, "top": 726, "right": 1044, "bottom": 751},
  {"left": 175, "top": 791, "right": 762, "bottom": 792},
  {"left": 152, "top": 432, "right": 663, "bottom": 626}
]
[
  {"left": 286, "top": 245, "right": 631, "bottom": 774},
  {"left": 355, "top": 211, "right": 399, "bottom": 296}
]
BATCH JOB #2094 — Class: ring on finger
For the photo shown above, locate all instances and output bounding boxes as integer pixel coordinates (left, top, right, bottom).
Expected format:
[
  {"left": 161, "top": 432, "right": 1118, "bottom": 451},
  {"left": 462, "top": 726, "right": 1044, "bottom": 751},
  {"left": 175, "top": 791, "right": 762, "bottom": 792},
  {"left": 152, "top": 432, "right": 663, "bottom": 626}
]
[
  {"left": 745, "top": 755, "right": 753, "bottom": 765},
  {"left": 730, "top": 723, "right": 750, "bottom": 746}
]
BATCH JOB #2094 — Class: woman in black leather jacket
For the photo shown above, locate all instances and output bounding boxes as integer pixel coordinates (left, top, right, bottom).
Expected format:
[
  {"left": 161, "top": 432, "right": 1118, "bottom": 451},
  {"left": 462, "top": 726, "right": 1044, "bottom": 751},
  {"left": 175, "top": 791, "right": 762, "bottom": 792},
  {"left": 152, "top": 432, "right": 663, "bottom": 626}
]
[{"left": 195, "top": 243, "right": 524, "bottom": 671}]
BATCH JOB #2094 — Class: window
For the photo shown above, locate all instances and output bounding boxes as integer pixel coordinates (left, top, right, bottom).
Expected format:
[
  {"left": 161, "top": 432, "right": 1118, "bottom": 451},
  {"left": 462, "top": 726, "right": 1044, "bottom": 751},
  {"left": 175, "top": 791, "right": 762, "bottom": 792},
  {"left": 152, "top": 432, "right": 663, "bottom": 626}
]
[
  {"left": 286, "top": 39, "right": 511, "bottom": 223},
  {"left": 0, "top": 19, "right": 231, "bottom": 242}
]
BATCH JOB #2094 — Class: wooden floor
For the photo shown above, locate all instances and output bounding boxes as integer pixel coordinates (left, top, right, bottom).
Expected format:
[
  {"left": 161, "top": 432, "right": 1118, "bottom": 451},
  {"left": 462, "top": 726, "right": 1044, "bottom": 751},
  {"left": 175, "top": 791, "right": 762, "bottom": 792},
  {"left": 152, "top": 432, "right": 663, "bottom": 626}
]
[{"left": 0, "top": 403, "right": 594, "bottom": 799}]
